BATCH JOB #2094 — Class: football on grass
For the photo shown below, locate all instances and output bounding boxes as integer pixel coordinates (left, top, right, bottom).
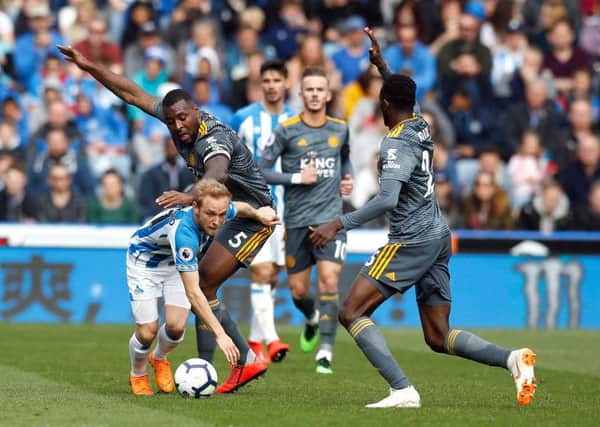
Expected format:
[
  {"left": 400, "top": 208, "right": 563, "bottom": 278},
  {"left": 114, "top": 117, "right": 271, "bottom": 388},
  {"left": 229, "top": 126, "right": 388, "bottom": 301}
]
[{"left": 174, "top": 358, "right": 218, "bottom": 398}]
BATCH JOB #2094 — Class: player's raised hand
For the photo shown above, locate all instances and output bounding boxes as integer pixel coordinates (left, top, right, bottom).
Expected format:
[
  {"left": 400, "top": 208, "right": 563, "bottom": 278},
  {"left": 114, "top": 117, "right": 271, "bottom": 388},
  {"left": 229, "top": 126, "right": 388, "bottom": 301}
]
[
  {"left": 255, "top": 206, "right": 281, "bottom": 226},
  {"left": 309, "top": 219, "right": 343, "bottom": 247},
  {"left": 57, "top": 45, "right": 92, "bottom": 70},
  {"left": 339, "top": 174, "right": 353, "bottom": 196},
  {"left": 301, "top": 163, "right": 318, "bottom": 184},
  {"left": 364, "top": 27, "right": 385, "bottom": 70},
  {"left": 156, "top": 190, "right": 194, "bottom": 208},
  {"left": 215, "top": 333, "right": 240, "bottom": 366}
]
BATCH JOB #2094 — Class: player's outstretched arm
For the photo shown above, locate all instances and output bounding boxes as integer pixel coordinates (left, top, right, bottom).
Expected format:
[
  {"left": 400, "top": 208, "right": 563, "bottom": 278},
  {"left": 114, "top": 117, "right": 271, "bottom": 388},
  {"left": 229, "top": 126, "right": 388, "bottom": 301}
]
[
  {"left": 309, "top": 179, "right": 402, "bottom": 247},
  {"left": 233, "top": 202, "right": 281, "bottom": 226},
  {"left": 180, "top": 271, "right": 240, "bottom": 365},
  {"left": 57, "top": 45, "right": 159, "bottom": 118},
  {"left": 364, "top": 27, "right": 391, "bottom": 80}
]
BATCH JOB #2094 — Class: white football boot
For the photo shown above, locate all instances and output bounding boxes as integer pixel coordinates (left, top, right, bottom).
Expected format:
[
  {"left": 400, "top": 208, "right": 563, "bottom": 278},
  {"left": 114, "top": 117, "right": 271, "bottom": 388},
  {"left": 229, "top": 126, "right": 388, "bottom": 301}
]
[
  {"left": 365, "top": 386, "right": 421, "bottom": 408},
  {"left": 507, "top": 348, "right": 537, "bottom": 406}
]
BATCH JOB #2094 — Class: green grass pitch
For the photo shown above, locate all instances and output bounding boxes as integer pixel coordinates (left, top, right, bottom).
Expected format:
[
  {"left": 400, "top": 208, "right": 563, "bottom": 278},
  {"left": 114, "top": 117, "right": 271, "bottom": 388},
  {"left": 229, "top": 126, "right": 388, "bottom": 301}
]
[{"left": 0, "top": 324, "right": 598, "bottom": 426}]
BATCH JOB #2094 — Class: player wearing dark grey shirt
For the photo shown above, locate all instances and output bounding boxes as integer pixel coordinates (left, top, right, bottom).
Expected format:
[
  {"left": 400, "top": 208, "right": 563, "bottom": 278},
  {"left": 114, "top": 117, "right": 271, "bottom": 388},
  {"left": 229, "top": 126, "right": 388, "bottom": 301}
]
[
  {"left": 309, "top": 28, "right": 536, "bottom": 408},
  {"left": 58, "top": 44, "right": 278, "bottom": 394},
  {"left": 259, "top": 67, "right": 354, "bottom": 375}
]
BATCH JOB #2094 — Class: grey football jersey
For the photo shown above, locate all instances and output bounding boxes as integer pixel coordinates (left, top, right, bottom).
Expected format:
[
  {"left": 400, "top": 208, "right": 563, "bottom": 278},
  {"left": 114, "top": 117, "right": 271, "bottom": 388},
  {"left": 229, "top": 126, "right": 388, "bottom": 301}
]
[
  {"left": 379, "top": 115, "right": 450, "bottom": 243},
  {"left": 153, "top": 101, "right": 272, "bottom": 208},
  {"left": 261, "top": 115, "right": 350, "bottom": 228}
]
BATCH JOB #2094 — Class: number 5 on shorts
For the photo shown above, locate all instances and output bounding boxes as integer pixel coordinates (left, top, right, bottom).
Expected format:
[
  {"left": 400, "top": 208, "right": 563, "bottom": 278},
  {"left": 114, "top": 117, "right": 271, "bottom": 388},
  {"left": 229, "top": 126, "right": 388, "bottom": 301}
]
[{"left": 228, "top": 232, "right": 249, "bottom": 248}]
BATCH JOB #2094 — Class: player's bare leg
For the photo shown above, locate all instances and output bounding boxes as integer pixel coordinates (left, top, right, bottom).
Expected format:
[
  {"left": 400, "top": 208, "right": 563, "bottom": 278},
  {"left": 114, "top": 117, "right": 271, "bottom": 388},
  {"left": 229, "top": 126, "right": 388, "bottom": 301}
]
[
  {"left": 249, "top": 262, "right": 289, "bottom": 363},
  {"left": 314, "top": 260, "right": 342, "bottom": 373},
  {"left": 195, "top": 241, "right": 267, "bottom": 393},
  {"left": 339, "top": 275, "right": 419, "bottom": 408},
  {"left": 148, "top": 305, "right": 189, "bottom": 393},
  {"left": 129, "top": 320, "right": 158, "bottom": 395},
  {"left": 418, "top": 304, "right": 536, "bottom": 406},
  {"left": 289, "top": 268, "right": 320, "bottom": 353}
]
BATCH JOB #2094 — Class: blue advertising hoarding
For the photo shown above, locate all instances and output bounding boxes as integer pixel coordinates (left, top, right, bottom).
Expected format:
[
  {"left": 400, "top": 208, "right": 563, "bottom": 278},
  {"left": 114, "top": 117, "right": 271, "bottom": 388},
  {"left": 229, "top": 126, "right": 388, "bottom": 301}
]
[{"left": 1, "top": 247, "right": 598, "bottom": 329}]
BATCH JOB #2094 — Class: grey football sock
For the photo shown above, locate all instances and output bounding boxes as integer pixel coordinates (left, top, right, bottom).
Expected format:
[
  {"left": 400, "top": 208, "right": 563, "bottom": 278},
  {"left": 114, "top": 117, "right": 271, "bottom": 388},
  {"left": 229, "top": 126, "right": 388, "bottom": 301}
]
[
  {"left": 445, "top": 329, "right": 510, "bottom": 368},
  {"left": 318, "top": 293, "right": 338, "bottom": 354},
  {"left": 348, "top": 317, "right": 411, "bottom": 390},
  {"left": 196, "top": 299, "right": 253, "bottom": 365},
  {"left": 293, "top": 296, "right": 317, "bottom": 322}
]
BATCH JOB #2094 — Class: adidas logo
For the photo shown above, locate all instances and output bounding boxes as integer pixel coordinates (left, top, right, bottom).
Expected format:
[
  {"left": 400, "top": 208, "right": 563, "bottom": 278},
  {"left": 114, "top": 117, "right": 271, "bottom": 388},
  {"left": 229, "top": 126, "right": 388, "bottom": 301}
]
[
  {"left": 320, "top": 314, "right": 331, "bottom": 321},
  {"left": 384, "top": 272, "right": 396, "bottom": 281}
]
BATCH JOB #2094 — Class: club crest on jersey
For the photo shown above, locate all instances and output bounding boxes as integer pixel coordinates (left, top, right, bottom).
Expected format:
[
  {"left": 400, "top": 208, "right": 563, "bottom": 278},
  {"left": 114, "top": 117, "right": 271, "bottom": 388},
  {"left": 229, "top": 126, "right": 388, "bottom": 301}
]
[
  {"left": 199, "top": 121, "right": 208, "bottom": 136},
  {"left": 188, "top": 152, "right": 197, "bottom": 167},
  {"left": 328, "top": 136, "right": 339, "bottom": 148},
  {"left": 178, "top": 247, "right": 194, "bottom": 261}
]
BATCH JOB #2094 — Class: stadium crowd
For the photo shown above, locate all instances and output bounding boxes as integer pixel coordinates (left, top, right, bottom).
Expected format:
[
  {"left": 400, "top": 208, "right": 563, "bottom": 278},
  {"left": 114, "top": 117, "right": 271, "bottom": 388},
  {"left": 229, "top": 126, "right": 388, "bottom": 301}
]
[{"left": 1, "top": 0, "right": 600, "bottom": 231}]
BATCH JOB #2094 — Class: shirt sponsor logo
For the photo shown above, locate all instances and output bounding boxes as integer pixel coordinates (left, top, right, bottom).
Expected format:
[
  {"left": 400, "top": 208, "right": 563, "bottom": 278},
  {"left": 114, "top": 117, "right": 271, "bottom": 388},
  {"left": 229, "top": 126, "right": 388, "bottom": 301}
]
[{"left": 387, "top": 149, "right": 398, "bottom": 161}]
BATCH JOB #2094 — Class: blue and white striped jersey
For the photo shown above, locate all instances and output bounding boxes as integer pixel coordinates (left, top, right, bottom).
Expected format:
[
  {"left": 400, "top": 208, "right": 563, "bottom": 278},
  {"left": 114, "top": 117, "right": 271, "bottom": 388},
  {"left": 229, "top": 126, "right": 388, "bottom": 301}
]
[
  {"left": 128, "top": 204, "right": 235, "bottom": 271},
  {"left": 231, "top": 102, "right": 295, "bottom": 217}
]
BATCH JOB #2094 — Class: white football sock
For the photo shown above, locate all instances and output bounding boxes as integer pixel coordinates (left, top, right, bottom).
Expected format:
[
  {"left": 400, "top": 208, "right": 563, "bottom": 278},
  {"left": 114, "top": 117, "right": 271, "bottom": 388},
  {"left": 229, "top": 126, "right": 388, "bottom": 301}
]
[
  {"left": 129, "top": 333, "right": 151, "bottom": 376},
  {"left": 250, "top": 283, "right": 279, "bottom": 344},
  {"left": 153, "top": 323, "right": 184, "bottom": 360},
  {"left": 316, "top": 349, "right": 333, "bottom": 362}
]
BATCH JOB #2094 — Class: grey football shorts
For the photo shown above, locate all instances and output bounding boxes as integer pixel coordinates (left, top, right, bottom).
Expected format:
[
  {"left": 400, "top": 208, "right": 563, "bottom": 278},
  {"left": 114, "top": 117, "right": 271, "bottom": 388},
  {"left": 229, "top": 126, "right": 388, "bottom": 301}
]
[
  {"left": 359, "top": 233, "right": 452, "bottom": 305},
  {"left": 214, "top": 216, "right": 274, "bottom": 267},
  {"left": 284, "top": 226, "right": 347, "bottom": 273}
]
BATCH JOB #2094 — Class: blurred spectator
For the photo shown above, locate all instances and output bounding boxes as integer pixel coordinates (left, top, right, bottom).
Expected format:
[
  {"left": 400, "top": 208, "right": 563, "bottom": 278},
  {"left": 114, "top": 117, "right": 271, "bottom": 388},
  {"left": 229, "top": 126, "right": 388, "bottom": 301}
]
[
  {"left": 127, "top": 46, "right": 169, "bottom": 126},
  {"left": 428, "top": 0, "right": 462, "bottom": 55},
  {"left": 462, "top": 170, "right": 513, "bottom": 229},
  {"left": 120, "top": 0, "right": 157, "bottom": 50},
  {"left": 479, "top": 0, "right": 514, "bottom": 51},
  {"left": 542, "top": 19, "right": 591, "bottom": 97},
  {"left": 490, "top": 20, "right": 528, "bottom": 108},
  {"left": 230, "top": 51, "right": 265, "bottom": 110},
  {"left": 1, "top": 97, "right": 28, "bottom": 150},
  {"left": 555, "top": 98, "right": 597, "bottom": 171},
  {"left": 457, "top": 145, "right": 512, "bottom": 198},
  {"left": 176, "top": 19, "right": 220, "bottom": 86},
  {"left": 58, "top": 0, "right": 97, "bottom": 45},
  {"left": 559, "top": 133, "right": 600, "bottom": 207},
  {"left": 437, "top": 9, "right": 493, "bottom": 109},
  {"left": 13, "top": 3, "right": 66, "bottom": 94},
  {"left": 73, "top": 16, "right": 123, "bottom": 74},
  {"left": 432, "top": 139, "right": 460, "bottom": 197},
  {"left": 73, "top": 92, "right": 130, "bottom": 179},
  {"left": 421, "top": 99, "right": 456, "bottom": 149},
  {"left": 447, "top": 86, "right": 496, "bottom": 159},
  {"left": 0, "top": 162, "right": 36, "bottom": 222},
  {"left": 346, "top": 66, "right": 383, "bottom": 127},
  {"left": 306, "top": 0, "right": 383, "bottom": 40},
  {"left": 523, "top": 0, "right": 582, "bottom": 50},
  {"left": 267, "top": 0, "right": 309, "bottom": 62},
  {"left": 138, "top": 137, "right": 195, "bottom": 221},
  {"left": 167, "top": 0, "right": 212, "bottom": 48},
  {"left": 225, "top": 25, "right": 265, "bottom": 84},
  {"left": 566, "top": 67, "right": 600, "bottom": 122},
  {"left": 331, "top": 15, "right": 370, "bottom": 86},
  {"left": 508, "top": 46, "right": 546, "bottom": 104},
  {"left": 507, "top": 130, "right": 547, "bottom": 209},
  {"left": 434, "top": 172, "right": 462, "bottom": 228},
  {"left": 570, "top": 179, "right": 600, "bottom": 229},
  {"left": 192, "top": 77, "right": 233, "bottom": 126},
  {"left": 0, "top": 121, "right": 22, "bottom": 160},
  {"left": 579, "top": 2, "right": 600, "bottom": 60},
  {"left": 386, "top": 0, "right": 426, "bottom": 41},
  {"left": 35, "top": 163, "right": 86, "bottom": 223},
  {"left": 287, "top": 34, "right": 342, "bottom": 113},
  {"left": 517, "top": 178, "right": 571, "bottom": 232},
  {"left": 28, "top": 127, "right": 95, "bottom": 198},
  {"left": 87, "top": 169, "right": 139, "bottom": 224},
  {"left": 499, "top": 77, "right": 566, "bottom": 159},
  {"left": 349, "top": 107, "right": 386, "bottom": 175},
  {"left": 26, "top": 99, "right": 85, "bottom": 166},
  {"left": 383, "top": 21, "right": 436, "bottom": 101},
  {"left": 124, "top": 20, "right": 175, "bottom": 78}
]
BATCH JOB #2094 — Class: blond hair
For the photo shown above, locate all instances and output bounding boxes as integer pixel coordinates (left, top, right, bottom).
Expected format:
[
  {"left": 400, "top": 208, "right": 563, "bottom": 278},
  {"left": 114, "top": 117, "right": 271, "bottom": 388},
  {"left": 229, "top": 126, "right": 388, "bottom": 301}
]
[{"left": 191, "top": 179, "right": 231, "bottom": 206}]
